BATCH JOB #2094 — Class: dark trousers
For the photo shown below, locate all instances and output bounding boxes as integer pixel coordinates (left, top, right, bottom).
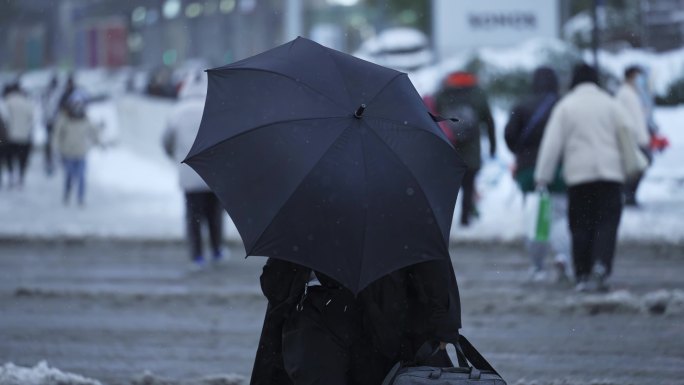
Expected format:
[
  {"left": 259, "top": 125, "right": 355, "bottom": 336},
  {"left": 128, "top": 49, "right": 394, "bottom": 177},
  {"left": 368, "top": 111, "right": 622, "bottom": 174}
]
[
  {"left": 44, "top": 123, "right": 55, "bottom": 174},
  {"left": 9, "top": 142, "right": 31, "bottom": 185},
  {"left": 623, "top": 174, "right": 642, "bottom": 205},
  {"left": 0, "top": 143, "right": 12, "bottom": 187},
  {"left": 567, "top": 181, "right": 623, "bottom": 280},
  {"left": 184, "top": 191, "right": 223, "bottom": 260},
  {"left": 282, "top": 286, "right": 358, "bottom": 385},
  {"left": 460, "top": 168, "right": 478, "bottom": 225}
]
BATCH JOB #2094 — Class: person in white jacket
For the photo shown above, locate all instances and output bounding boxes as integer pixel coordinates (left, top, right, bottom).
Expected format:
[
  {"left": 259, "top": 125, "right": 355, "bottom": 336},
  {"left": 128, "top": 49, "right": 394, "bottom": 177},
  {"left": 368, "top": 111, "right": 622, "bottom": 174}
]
[
  {"left": 3, "top": 82, "right": 35, "bottom": 187},
  {"left": 163, "top": 72, "right": 225, "bottom": 268},
  {"left": 535, "top": 64, "right": 636, "bottom": 292},
  {"left": 615, "top": 65, "right": 651, "bottom": 207}
]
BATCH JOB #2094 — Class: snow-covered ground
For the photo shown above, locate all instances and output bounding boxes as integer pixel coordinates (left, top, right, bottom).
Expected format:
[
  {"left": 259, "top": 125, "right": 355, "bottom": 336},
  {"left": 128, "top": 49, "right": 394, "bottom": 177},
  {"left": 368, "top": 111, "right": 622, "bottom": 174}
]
[
  {"left": 1, "top": 38, "right": 683, "bottom": 246},
  {"left": 0, "top": 94, "right": 681, "bottom": 246}
]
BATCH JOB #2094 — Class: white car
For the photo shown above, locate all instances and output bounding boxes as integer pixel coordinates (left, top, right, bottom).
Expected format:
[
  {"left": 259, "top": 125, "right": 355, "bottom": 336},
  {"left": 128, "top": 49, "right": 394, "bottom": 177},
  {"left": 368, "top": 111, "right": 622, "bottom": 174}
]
[{"left": 354, "top": 27, "right": 434, "bottom": 72}]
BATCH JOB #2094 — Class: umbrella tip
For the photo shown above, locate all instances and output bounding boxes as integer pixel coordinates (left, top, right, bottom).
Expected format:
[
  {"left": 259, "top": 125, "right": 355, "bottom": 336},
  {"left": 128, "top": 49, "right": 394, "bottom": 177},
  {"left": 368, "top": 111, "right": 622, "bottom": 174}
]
[{"left": 354, "top": 104, "right": 367, "bottom": 119}]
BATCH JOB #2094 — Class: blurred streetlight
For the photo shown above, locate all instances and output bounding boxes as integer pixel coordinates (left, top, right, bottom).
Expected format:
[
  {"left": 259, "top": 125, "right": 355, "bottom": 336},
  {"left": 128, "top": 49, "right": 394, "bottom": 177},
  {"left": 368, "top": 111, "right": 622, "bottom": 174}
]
[{"left": 591, "top": 0, "right": 605, "bottom": 71}]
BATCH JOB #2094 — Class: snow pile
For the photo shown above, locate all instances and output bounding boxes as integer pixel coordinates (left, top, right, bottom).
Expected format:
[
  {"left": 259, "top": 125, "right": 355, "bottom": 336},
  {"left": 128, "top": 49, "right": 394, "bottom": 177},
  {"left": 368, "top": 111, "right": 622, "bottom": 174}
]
[
  {"left": 410, "top": 37, "right": 684, "bottom": 99},
  {"left": 642, "top": 289, "right": 684, "bottom": 315},
  {"left": 0, "top": 361, "right": 102, "bottom": 385},
  {"left": 131, "top": 370, "right": 244, "bottom": 385},
  {"left": 513, "top": 379, "right": 626, "bottom": 385},
  {"left": 562, "top": 289, "right": 684, "bottom": 316},
  {"left": 409, "top": 37, "right": 578, "bottom": 96}
]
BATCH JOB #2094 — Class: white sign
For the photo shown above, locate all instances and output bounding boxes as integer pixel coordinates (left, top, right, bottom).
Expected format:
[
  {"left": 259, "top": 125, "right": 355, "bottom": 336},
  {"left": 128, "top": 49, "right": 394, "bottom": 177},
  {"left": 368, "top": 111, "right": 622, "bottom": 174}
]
[{"left": 433, "top": 0, "right": 560, "bottom": 60}]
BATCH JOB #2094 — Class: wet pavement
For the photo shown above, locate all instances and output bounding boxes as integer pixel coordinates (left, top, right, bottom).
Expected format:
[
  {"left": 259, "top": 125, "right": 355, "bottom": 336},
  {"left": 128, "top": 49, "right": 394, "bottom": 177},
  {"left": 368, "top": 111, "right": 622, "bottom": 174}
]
[{"left": 0, "top": 241, "right": 682, "bottom": 385}]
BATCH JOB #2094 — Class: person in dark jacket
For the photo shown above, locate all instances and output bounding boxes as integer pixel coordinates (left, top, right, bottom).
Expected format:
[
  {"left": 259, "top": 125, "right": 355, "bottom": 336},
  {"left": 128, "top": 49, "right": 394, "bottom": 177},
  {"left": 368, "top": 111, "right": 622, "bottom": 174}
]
[
  {"left": 434, "top": 72, "right": 496, "bottom": 226},
  {"left": 504, "top": 67, "right": 571, "bottom": 282},
  {"left": 0, "top": 106, "right": 10, "bottom": 189},
  {"left": 250, "top": 258, "right": 461, "bottom": 385}
]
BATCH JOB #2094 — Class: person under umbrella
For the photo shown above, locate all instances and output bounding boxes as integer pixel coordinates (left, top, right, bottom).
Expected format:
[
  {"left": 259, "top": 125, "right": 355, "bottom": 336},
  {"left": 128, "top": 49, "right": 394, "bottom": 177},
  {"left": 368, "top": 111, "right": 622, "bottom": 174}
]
[{"left": 183, "top": 37, "right": 467, "bottom": 384}]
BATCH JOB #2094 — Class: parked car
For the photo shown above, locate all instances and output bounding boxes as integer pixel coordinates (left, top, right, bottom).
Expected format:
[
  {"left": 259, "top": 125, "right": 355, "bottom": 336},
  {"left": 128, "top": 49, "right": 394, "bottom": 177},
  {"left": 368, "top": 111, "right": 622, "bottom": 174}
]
[{"left": 354, "top": 27, "right": 434, "bottom": 72}]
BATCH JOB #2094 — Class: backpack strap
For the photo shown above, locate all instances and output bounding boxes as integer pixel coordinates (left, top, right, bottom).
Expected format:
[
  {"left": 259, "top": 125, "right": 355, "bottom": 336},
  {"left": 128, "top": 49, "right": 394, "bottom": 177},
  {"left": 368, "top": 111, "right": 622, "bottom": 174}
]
[{"left": 515, "top": 93, "right": 557, "bottom": 150}]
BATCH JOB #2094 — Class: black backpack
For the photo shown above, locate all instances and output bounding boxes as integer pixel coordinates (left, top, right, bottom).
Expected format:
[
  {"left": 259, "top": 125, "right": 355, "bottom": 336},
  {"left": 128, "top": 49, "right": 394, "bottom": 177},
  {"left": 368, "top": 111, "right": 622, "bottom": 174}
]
[{"left": 441, "top": 103, "right": 479, "bottom": 146}]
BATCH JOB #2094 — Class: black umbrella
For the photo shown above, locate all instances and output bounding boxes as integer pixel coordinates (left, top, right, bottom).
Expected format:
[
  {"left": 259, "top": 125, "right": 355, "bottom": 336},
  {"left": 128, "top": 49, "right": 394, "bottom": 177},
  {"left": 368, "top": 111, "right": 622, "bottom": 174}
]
[{"left": 184, "top": 37, "right": 465, "bottom": 294}]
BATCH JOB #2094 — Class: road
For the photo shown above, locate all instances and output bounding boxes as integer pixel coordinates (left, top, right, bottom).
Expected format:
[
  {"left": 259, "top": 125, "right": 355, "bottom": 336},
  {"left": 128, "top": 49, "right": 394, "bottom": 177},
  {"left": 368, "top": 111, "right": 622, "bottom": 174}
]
[{"left": 0, "top": 241, "right": 682, "bottom": 385}]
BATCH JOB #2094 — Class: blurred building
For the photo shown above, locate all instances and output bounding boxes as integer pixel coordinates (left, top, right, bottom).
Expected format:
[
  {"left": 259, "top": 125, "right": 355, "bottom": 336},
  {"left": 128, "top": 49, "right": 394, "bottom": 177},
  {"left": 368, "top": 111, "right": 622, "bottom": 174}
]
[
  {"left": 3, "top": 0, "right": 683, "bottom": 72},
  {"left": 432, "top": 0, "right": 561, "bottom": 61},
  {"left": 641, "top": 0, "right": 684, "bottom": 52},
  {"left": 1, "top": 0, "right": 287, "bottom": 70}
]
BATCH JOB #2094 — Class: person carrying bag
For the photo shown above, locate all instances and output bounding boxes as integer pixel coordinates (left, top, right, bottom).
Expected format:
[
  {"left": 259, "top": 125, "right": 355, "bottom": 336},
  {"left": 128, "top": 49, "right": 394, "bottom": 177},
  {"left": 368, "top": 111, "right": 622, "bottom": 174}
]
[{"left": 382, "top": 335, "right": 506, "bottom": 385}]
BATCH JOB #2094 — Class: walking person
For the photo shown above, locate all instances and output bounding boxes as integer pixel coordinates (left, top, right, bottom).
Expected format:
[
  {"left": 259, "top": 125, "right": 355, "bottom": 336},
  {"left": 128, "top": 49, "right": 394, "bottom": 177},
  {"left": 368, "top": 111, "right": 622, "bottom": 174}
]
[
  {"left": 162, "top": 73, "right": 225, "bottom": 268},
  {"left": 505, "top": 66, "right": 571, "bottom": 282},
  {"left": 535, "top": 64, "right": 636, "bottom": 292},
  {"left": 52, "top": 91, "right": 101, "bottom": 206},
  {"left": 615, "top": 65, "right": 651, "bottom": 207},
  {"left": 251, "top": 258, "right": 461, "bottom": 385},
  {"left": 433, "top": 71, "right": 496, "bottom": 226},
  {"left": 3, "top": 82, "right": 36, "bottom": 188},
  {"left": 42, "top": 74, "right": 62, "bottom": 176},
  {"left": 0, "top": 101, "right": 11, "bottom": 189}
]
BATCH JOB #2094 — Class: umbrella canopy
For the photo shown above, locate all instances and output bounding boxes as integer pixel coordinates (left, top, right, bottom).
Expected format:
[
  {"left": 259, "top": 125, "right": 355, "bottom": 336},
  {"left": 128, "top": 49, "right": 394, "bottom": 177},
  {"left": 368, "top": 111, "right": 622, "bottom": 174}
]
[{"left": 184, "top": 37, "right": 466, "bottom": 294}]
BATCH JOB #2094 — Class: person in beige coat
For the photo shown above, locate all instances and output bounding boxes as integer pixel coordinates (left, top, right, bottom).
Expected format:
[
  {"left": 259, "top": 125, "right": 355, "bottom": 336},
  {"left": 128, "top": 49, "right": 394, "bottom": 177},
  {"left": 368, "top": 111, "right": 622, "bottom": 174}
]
[
  {"left": 52, "top": 91, "right": 100, "bottom": 206},
  {"left": 615, "top": 65, "right": 651, "bottom": 206},
  {"left": 3, "top": 82, "right": 35, "bottom": 187},
  {"left": 535, "top": 64, "right": 636, "bottom": 292}
]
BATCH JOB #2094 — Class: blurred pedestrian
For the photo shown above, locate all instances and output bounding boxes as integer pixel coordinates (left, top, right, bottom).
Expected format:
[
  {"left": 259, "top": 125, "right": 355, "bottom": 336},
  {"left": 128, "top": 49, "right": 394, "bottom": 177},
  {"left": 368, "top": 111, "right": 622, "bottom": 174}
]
[
  {"left": 163, "top": 72, "right": 225, "bottom": 268},
  {"left": 52, "top": 91, "right": 101, "bottom": 206},
  {"left": 505, "top": 66, "right": 570, "bottom": 282},
  {"left": 42, "top": 74, "right": 62, "bottom": 176},
  {"left": 535, "top": 64, "right": 636, "bottom": 292},
  {"left": 433, "top": 71, "right": 496, "bottom": 226},
  {"left": 58, "top": 74, "right": 77, "bottom": 113},
  {"left": 3, "top": 81, "right": 36, "bottom": 188},
  {"left": 251, "top": 258, "right": 461, "bottom": 385},
  {"left": 615, "top": 65, "right": 651, "bottom": 207},
  {"left": 0, "top": 100, "right": 11, "bottom": 189}
]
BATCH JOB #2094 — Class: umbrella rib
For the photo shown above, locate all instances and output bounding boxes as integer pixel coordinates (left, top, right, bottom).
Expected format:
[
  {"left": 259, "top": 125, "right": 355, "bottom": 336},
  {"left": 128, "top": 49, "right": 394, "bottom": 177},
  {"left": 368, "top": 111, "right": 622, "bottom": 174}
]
[
  {"left": 364, "top": 73, "right": 405, "bottom": 108},
  {"left": 357, "top": 122, "right": 371, "bottom": 291},
  {"left": 212, "top": 67, "right": 346, "bottom": 111},
  {"left": 185, "top": 116, "right": 348, "bottom": 162},
  {"left": 364, "top": 116, "right": 455, "bottom": 151},
  {"left": 325, "top": 50, "right": 354, "bottom": 107},
  {"left": 245, "top": 120, "right": 357, "bottom": 257},
  {"left": 360, "top": 120, "right": 453, "bottom": 247}
]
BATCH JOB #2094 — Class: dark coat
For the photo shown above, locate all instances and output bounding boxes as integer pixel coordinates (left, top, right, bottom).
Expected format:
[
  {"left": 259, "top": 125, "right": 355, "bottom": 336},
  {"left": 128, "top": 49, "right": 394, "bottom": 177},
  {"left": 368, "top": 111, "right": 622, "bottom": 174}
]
[
  {"left": 504, "top": 67, "right": 563, "bottom": 193},
  {"left": 434, "top": 86, "right": 496, "bottom": 170},
  {"left": 250, "top": 258, "right": 461, "bottom": 385},
  {"left": 504, "top": 67, "right": 559, "bottom": 171}
]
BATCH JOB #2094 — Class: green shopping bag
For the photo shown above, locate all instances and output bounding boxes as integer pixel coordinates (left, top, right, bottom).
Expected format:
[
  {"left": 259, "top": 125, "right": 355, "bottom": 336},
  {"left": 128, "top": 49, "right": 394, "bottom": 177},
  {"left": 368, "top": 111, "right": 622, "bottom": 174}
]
[
  {"left": 524, "top": 189, "right": 551, "bottom": 242},
  {"left": 534, "top": 190, "right": 551, "bottom": 242}
]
